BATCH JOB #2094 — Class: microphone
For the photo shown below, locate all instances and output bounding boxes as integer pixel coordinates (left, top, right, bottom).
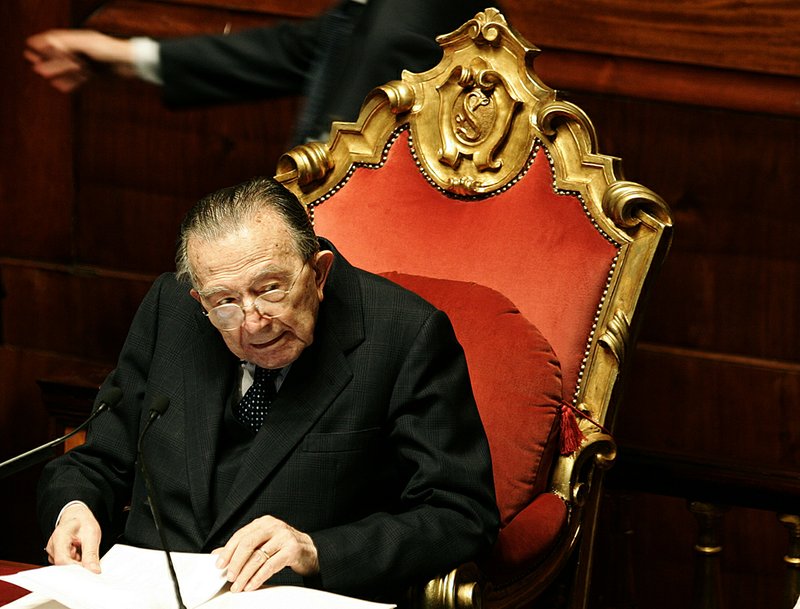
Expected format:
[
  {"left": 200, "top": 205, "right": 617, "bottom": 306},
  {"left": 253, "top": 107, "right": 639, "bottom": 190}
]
[
  {"left": 137, "top": 396, "right": 186, "bottom": 609},
  {"left": 0, "top": 387, "right": 124, "bottom": 480}
]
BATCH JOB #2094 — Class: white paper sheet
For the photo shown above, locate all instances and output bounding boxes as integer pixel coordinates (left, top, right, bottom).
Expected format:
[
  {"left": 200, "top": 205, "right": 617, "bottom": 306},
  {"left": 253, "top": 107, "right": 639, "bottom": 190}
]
[
  {"left": 1, "top": 544, "right": 396, "bottom": 609},
  {"left": 1, "top": 545, "right": 225, "bottom": 609},
  {"left": 0, "top": 592, "right": 67, "bottom": 609}
]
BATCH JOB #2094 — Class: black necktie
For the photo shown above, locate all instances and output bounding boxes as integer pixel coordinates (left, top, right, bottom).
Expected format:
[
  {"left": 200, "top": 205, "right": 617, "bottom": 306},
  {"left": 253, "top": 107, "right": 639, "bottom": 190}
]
[{"left": 234, "top": 367, "right": 279, "bottom": 433}]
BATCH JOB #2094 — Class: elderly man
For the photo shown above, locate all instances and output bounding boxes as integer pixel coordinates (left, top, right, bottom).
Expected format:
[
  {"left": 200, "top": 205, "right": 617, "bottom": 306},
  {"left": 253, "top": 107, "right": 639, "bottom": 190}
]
[{"left": 38, "top": 177, "right": 499, "bottom": 600}]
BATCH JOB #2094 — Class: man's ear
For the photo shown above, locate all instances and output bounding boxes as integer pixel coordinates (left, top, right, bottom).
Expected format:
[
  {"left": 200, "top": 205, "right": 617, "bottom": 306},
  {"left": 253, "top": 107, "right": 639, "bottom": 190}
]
[
  {"left": 312, "top": 250, "right": 334, "bottom": 299},
  {"left": 190, "top": 288, "right": 202, "bottom": 304}
]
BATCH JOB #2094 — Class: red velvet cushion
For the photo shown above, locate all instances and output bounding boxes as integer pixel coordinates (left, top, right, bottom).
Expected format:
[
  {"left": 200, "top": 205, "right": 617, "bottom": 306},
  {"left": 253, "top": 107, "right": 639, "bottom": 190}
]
[
  {"left": 380, "top": 272, "right": 563, "bottom": 529},
  {"left": 483, "top": 492, "right": 569, "bottom": 580}
]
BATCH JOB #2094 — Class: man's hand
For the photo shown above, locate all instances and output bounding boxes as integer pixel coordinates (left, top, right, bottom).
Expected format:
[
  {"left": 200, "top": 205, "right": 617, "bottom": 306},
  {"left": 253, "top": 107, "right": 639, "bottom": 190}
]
[
  {"left": 45, "top": 503, "right": 103, "bottom": 573},
  {"left": 213, "top": 515, "right": 320, "bottom": 592},
  {"left": 24, "top": 30, "right": 135, "bottom": 93}
]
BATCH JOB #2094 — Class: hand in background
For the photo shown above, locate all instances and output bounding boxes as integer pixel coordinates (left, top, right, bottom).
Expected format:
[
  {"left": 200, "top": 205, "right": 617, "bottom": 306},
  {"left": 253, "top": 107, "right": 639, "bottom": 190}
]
[{"left": 24, "top": 29, "right": 135, "bottom": 92}]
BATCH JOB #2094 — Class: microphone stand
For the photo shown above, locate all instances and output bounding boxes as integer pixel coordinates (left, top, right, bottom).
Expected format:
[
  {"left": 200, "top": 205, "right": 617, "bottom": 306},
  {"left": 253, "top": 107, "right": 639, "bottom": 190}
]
[
  {"left": 137, "top": 396, "right": 187, "bottom": 609},
  {"left": 0, "top": 387, "right": 123, "bottom": 480}
]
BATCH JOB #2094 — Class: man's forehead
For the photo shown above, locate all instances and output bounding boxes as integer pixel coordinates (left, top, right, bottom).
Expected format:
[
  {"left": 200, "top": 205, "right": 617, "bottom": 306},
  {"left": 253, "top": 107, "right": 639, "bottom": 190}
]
[
  {"left": 196, "top": 264, "right": 292, "bottom": 296},
  {"left": 189, "top": 213, "right": 294, "bottom": 255},
  {"left": 188, "top": 217, "right": 301, "bottom": 286}
]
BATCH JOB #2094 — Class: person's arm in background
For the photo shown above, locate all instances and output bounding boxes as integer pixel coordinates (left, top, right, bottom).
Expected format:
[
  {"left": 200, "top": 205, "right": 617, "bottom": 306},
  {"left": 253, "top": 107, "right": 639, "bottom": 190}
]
[
  {"left": 23, "top": 11, "right": 324, "bottom": 103},
  {"left": 159, "top": 0, "right": 497, "bottom": 129},
  {"left": 157, "top": 18, "right": 320, "bottom": 108},
  {"left": 24, "top": 0, "right": 498, "bottom": 106}
]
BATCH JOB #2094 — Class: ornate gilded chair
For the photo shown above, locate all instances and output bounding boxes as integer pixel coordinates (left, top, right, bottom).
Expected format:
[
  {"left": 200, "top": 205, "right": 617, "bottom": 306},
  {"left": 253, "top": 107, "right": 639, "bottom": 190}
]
[{"left": 276, "top": 9, "right": 672, "bottom": 608}]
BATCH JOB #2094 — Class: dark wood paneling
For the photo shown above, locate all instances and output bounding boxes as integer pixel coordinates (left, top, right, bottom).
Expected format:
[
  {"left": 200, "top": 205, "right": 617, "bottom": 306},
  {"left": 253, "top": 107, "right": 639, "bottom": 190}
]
[
  {"left": 619, "top": 344, "right": 800, "bottom": 468},
  {"left": 77, "top": 0, "right": 323, "bottom": 24},
  {"left": 74, "top": 184, "right": 188, "bottom": 272},
  {"left": 562, "top": 92, "right": 800, "bottom": 362},
  {"left": 86, "top": 4, "right": 272, "bottom": 38},
  {"left": 590, "top": 342, "right": 800, "bottom": 607},
  {"left": 75, "top": 81, "right": 299, "bottom": 192},
  {"left": 1, "top": 0, "right": 81, "bottom": 563},
  {"left": 567, "top": 94, "right": 800, "bottom": 263},
  {"left": 70, "top": 78, "right": 299, "bottom": 271},
  {"left": 165, "top": 0, "right": 335, "bottom": 18},
  {"left": 503, "top": 0, "right": 800, "bottom": 77},
  {"left": 0, "top": 349, "right": 53, "bottom": 460},
  {"left": 645, "top": 252, "right": 800, "bottom": 360},
  {"left": 83, "top": 0, "right": 321, "bottom": 37},
  {"left": 534, "top": 50, "right": 800, "bottom": 118},
  {"left": 0, "top": 0, "right": 74, "bottom": 264},
  {"left": 0, "top": 262, "right": 154, "bottom": 360}
]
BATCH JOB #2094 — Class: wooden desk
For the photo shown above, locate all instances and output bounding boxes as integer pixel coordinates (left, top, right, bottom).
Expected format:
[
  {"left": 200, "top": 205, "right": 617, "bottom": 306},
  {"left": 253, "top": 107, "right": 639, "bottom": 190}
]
[{"left": 0, "top": 560, "right": 37, "bottom": 606}]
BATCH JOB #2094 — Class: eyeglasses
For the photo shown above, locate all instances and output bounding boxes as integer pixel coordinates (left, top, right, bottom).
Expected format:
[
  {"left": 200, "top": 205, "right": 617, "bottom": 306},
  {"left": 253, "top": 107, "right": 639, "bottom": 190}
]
[{"left": 202, "top": 263, "right": 307, "bottom": 331}]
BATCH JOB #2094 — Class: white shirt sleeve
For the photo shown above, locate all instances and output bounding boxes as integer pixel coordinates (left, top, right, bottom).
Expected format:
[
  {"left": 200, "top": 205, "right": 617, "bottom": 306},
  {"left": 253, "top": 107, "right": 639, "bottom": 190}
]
[
  {"left": 130, "top": 37, "right": 163, "bottom": 85},
  {"left": 55, "top": 500, "right": 90, "bottom": 527}
]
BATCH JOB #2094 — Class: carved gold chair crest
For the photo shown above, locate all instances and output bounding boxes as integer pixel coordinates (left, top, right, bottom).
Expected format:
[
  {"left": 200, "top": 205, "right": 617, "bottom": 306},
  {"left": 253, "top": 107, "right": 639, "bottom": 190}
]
[{"left": 277, "top": 8, "right": 672, "bottom": 608}]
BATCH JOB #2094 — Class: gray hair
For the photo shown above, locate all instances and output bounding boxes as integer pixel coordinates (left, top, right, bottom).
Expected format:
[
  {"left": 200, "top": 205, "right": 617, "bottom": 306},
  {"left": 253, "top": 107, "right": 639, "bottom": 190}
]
[{"left": 175, "top": 177, "right": 319, "bottom": 287}]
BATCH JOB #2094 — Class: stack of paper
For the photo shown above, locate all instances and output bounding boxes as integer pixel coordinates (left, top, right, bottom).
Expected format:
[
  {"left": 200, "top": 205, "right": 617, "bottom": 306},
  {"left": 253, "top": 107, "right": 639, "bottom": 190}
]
[{"left": 0, "top": 545, "right": 395, "bottom": 609}]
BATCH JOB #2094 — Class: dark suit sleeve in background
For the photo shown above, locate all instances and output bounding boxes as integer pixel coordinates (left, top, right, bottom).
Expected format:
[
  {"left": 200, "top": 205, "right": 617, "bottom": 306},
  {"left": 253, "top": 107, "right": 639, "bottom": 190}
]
[
  {"left": 159, "top": 17, "right": 319, "bottom": 107},
  {"left": 158, "top": 0, "right": 495, "bottom": 124}
]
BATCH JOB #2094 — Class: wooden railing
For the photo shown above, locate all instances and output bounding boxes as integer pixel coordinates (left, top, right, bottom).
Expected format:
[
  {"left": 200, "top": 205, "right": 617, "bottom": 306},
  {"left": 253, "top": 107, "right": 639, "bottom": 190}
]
[{"left": 604, "top": 445, "right": 800, "bottom": 609}]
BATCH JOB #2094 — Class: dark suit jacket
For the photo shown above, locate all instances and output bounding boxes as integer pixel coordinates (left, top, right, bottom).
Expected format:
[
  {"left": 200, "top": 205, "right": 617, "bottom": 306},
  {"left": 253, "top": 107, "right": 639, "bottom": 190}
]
[
  {"left": 38, "top": 242, "right": 498, "bottom": 599},
  {"left": 158, "top": 0, "right": 496, "bottom": 140}
]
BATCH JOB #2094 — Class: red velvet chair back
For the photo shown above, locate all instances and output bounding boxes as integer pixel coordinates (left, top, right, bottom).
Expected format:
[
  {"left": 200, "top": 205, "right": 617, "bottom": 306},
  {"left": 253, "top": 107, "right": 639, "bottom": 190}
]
[
  {"left": 276, "top": 9, "right": 672, "bottom": 608},
  {"left": 307, "top": 127, "right": 617, "bottom": 401}
]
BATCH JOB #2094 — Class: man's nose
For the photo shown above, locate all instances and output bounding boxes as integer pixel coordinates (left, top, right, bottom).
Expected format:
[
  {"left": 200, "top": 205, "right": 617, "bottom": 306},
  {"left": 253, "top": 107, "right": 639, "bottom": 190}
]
[{"left": 241, "top": 304, "right": 273, "bottom": 332}]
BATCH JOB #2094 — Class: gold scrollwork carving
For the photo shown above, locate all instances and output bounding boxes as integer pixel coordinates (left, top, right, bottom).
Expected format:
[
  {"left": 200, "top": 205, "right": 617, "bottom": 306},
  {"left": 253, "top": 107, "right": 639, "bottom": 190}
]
[
  {"left": 603, "top": 181, "right": 672, "bottom": 229},
  {"left": 455, "top": 7, "right": 507, "bottom": 48},
  {"left": 448, "top": 176, "right": 484, "bottom": 196},
  {"left": 537, "top": 99, "right": 598, "bottom": 154},
  {"left": 277, "top": 141, "right": 334, "bottom": 188},
  {"left": 598, "top": 310, "right": 631, "bottom": 364},
  {"left": 569, "top": 433, "right": 617, "bottom": 507},
  {"left": 436, "top": 58, "right": 520, "bottom": 175},
  {"left": 373, "top": 81, "right": 415, "bottom": 115}
]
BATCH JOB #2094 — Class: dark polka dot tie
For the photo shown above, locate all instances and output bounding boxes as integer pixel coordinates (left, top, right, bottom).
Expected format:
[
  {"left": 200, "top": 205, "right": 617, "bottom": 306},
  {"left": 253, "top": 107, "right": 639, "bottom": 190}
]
[{"left": 234, "top": 367, "right": 279, "bottom": 433}]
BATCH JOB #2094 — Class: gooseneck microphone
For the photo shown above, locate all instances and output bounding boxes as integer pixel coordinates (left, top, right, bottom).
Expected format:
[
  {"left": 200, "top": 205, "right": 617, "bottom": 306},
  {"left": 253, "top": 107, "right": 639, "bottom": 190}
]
[
  {"left": 0, "top": 386, "right": 124, "bottom": 480},
  {"left": 137, "top": 396, "right": 187, "bottom": 609}
]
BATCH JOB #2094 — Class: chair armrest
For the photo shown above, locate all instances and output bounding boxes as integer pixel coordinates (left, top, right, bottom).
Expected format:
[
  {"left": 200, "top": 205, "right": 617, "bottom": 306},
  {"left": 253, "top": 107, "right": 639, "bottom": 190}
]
[{"left": 407, "top": 563, "right": 482, "bottom": 609}]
